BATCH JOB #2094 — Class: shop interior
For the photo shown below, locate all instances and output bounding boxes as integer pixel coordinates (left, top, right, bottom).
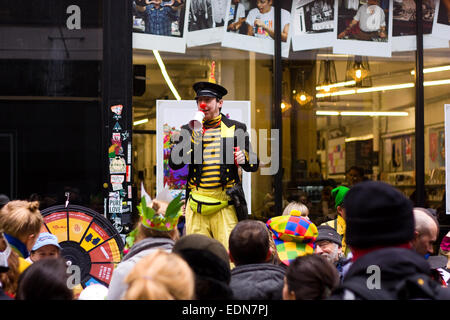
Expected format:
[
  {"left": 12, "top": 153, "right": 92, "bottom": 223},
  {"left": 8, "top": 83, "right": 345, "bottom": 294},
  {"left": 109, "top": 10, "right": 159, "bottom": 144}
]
[{"left": 131, "top": 44, "right": 450, "bottom": 223}]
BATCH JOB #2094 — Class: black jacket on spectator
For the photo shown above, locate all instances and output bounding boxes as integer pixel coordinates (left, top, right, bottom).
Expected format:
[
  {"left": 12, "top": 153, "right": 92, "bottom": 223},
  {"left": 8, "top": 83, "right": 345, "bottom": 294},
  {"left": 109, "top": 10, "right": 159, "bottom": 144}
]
[
  {"left": 230, "top": 263, "right": 286, "bottom": 300},
  {"left": 329, "top": 248, "right": 450, "bottom": 300}
]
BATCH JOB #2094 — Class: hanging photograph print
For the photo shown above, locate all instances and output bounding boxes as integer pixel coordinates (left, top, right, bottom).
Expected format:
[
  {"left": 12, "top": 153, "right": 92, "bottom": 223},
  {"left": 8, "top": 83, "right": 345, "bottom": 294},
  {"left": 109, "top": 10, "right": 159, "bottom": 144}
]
[
  {"left": 392, "top": 0, "right": 448, "bottom": 51},
  {"left": 291, "top": 0, "right": 336, "bottom": 51},
  {"left": 132, "top": 0, "right": 189, "bottom": 53},
  {"left": 221, "top": 0, "right": 292, "bottom": 57},
  {"left": 186, "top": 0, "right": 229, "bottom": 46},
  {"left": 333, "top": 0, "right": 393, "bottom": 57},
  {"left": 432, "top": 0, "right": 450, "bottom": 40}
]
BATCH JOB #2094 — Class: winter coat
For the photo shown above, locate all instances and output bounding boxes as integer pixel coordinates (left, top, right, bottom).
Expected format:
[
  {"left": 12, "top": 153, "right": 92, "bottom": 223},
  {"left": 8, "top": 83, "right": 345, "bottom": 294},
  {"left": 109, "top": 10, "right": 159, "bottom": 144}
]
[
  {"left": 329, "top": 247, "right": 450, "bottom": 300},
  {"left": 106, "top": 237, "right": 174, "bottom": 300},
  {"left": 229, "top": 263, "right": 286, "bottom": 300}
]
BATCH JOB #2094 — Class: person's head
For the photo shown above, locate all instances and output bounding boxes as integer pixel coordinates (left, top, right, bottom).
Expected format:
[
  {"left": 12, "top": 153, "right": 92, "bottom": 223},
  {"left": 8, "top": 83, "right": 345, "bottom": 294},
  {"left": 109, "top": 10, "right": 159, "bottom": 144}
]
[
  {"left": 314, "top": 225, "right": 343, "bottom": 264},
  {"left": 0, "top": 232, "right": 20, "bottom": 295},
  {"left": 266, "top": 210, "right": 318, "bottom": 266},
  {"left": 134, "top": 198, "right": 181, "bottom": 244},
  {"left": 229, "top": 220, "right": 270, "bottom": 266},
  {"left": 173, "top": 234, "right": 232, "bottom": 299},
  {"left": 16, "top": 257, "right": 73, "bottom": 300},
  {"left": 29, "top": 232, "right": 61, "bottom": 263},
  {"left": 282, "top": 201, "right": 309, "bottom": 217},
  {"left": 257, "top": 0, "right": 272, "bottom": 13},
  {"left": 152, "top": 0, "right": 162, "bottom": 6},
  {"left": 193, "top": 82, "right": 227, "bottom": 121},
  {"left": 123, "top": 250, "right": 194, "bottom": 300},
  {"left": 367, "top": 0, "right": 380, "bottom": 5},
  {"left": 346, "top": 166, "right": 364, "bottom": 186},
  {"left": 232, "top": 0, "right": 240, "bottom": 4},
  {"left": 283, "top": 255, "right": 339, "bottom": 300},
  {"left": 331, "top": 186, "right": 349, "bottom": 218},
  {"left": 0, "top": 194, "right": 10, "bottom": 210},
  {"left": 0, "top": 200, "right": 43, "bottom": 252},
  {"left": 343, "top": 181, "right": 414, "bottom": 251},
  {"left": 439, "top": 231, "right": 450, "bottom": 269},
  {"left": 410, "top": 207, "right": 439, "bottom": 256}
]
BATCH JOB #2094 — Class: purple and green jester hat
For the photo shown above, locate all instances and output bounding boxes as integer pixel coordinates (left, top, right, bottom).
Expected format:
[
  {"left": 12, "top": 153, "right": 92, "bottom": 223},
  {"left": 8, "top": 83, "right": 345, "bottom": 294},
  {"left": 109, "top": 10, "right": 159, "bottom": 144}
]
[{"left": 266, "top": 209, "right": 318, "bottom": 266}]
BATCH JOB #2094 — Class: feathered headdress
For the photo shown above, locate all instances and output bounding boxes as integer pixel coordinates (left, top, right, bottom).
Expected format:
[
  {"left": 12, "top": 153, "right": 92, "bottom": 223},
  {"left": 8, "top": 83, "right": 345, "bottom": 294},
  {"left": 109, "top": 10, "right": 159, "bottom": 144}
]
[{"left": 136, "top": 183, "right": 183, "bottom": 232}]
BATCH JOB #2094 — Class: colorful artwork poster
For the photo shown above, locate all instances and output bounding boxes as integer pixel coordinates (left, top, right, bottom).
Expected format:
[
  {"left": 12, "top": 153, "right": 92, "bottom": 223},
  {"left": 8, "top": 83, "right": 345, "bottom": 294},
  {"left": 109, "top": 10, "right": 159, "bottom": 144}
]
[
  {"left": 156, "top": 100, "right": 252, "bottom": 213},
  {"left": 221, "top": 0, "right": 292, "bottom": 57},
  {"left": 432, "top": 0, "right": 450, "bottom": 40},
  {"left": 429, "top": 127, "right": 445, "bottom": 169},
  {"left": 402, "top": 135, "right": 414, "bottom": 171},
  {"left": 291, "top": 0, "right": 336, "bottom": 51},
  {"left": 327, "top": 137, "right": 346, "bottom": 174},
  {"left": 132, "top": 0, "right": 190, "bottom": 53},
  {"left": 333, "top": 0, "right": 393, "bottom": 57},
  {"left": 391, "top": 137, "right": 403, "bottom": 171},
  {"left": 392, "top": 0, "right": 448, "bottom": 51}
]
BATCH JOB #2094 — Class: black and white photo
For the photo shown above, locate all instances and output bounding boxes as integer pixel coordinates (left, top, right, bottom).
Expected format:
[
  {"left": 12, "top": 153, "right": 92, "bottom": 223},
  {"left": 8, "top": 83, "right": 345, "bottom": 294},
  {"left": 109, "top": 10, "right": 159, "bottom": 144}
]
[{"left": 291, "top": 0, "right": 336, "bottom": 51}]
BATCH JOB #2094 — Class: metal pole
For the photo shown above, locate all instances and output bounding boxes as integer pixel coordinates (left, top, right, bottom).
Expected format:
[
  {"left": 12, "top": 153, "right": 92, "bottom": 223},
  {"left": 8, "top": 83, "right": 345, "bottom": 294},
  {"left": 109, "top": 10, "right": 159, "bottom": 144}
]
[
  {"left": 273, "top": 1, "right": 283, "bottom": 216},
  {"left": 415, "top": 0, "right": 425, "bottom": 206}
]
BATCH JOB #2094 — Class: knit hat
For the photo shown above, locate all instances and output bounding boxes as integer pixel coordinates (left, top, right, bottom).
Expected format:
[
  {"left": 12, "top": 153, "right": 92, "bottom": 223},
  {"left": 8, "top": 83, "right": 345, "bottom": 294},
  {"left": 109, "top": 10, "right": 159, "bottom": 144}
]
[
  {"left": 266, "top": 210, "right": 318, "bottom": 266},
  {"left": 316, "top": 225, "right": 342, "bottom": 247},
  {"left": 331, "top": 186, "right": 349, "bottom": 209},
  {"left": 440, "top": 232, "right": 450, "bottom": 252},
  {"left": 343, "top": 181, "right": 414, "bottom": 249}
]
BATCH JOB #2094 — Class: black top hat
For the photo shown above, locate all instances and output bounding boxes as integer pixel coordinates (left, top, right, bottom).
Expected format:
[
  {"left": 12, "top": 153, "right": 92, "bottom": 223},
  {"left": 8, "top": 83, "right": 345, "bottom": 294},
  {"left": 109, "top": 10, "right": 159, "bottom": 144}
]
[{"left": 193, "top": 81, "right": 228, "bottom": 100}]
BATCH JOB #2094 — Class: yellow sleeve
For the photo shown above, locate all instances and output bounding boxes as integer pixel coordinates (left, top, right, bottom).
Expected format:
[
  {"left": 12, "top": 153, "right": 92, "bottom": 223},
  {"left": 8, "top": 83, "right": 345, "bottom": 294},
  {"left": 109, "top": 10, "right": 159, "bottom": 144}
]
[{"left": 18, "top": 257, "right": 32, "bottom": 274}]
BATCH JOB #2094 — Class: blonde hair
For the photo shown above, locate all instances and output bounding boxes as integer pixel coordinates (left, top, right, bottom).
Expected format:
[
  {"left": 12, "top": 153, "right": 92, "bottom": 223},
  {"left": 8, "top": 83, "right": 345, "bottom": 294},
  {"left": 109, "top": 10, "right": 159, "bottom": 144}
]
[
  {"left": 0, "top": 200, "right": 43, "bottom": 239},
  {"left": 123, "top": 250, "right": 194, "bottom": 300},
  {"left": 282, "top": 201, "right": 309, "bottom": 217},
  {"left": 0, "top": 233, "right": 20, "bottom": 295}
]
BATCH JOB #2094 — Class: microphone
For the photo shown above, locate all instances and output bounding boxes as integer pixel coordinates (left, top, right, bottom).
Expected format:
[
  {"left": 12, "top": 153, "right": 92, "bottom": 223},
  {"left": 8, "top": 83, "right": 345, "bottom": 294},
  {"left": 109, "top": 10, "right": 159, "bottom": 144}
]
[{"left": 188, "top": 103, "right": 206, "bottom": 131}]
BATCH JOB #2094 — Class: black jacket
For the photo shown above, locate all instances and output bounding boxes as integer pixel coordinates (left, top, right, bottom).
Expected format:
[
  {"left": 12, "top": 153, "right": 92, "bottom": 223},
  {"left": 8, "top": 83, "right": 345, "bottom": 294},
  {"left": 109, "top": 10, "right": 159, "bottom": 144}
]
[
  {"left": 169, "top": 114, "right": 259, "bottom": 200},
  {"left": 329, "top": 247, "right": 450, "bottom": 300},
  {"left": 230, "top": 263, "right": 286, "bottom": 300}
]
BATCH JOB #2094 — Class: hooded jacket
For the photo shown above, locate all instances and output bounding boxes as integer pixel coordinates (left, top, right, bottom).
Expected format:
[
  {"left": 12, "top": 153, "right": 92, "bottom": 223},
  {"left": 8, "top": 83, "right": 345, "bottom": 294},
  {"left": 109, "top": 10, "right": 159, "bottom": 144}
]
[
  {"left": 230, "top": 263, "right": 286, "bottom": 300},
  {"left": 329, "top": 247, "right": 450, "bottom": 300},
  {"left": 106, "top": 237, "right": 174, "bottom": 300}
]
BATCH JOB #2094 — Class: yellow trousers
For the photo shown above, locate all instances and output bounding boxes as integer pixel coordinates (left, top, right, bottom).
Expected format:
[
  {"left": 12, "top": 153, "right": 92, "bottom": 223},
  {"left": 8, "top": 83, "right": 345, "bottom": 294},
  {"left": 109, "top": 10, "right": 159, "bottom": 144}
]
[{"left": 185, "top": 187, "right": 238, "bottom": 251}]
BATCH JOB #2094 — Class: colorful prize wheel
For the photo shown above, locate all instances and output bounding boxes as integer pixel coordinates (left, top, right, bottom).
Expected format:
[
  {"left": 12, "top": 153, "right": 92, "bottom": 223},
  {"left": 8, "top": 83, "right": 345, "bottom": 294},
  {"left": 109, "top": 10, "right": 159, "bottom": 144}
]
[{"left": 40, "top": 205, "right": 124, "bottom": 288}]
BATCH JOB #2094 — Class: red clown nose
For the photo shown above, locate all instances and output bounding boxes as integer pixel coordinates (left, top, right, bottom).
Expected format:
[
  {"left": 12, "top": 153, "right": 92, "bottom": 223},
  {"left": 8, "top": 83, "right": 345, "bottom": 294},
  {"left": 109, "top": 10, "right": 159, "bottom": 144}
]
[{"left": 199, "top": 103, "right": 207, "bottom": 110}]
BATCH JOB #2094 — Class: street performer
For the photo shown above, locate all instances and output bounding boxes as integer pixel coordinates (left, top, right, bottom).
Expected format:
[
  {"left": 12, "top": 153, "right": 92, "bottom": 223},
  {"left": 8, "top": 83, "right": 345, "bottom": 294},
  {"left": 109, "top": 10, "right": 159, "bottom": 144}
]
[{"left": 169, "top": 81, "right": 259, "bottom": 250}]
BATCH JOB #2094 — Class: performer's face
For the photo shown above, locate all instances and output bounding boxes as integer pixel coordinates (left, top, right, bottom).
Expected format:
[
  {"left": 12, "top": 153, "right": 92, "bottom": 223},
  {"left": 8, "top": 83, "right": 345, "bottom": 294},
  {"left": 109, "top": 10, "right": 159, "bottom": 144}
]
[
  {"left": 197, "top": 96, "right": 223, "bottom": 120},
  {"left": 257, "top": 0, "right": 272, "bottom": 14}
]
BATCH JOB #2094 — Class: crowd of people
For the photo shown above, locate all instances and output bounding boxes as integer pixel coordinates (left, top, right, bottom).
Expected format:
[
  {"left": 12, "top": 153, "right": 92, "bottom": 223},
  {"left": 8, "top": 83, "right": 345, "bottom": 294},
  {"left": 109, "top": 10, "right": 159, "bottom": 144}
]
[{"left": 1, "top": 177, "right": 450, "bottom": 300}]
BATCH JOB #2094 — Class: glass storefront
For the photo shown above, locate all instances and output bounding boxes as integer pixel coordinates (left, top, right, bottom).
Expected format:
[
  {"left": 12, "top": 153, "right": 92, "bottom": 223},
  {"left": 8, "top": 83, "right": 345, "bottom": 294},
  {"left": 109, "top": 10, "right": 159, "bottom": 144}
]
[{"left": 131, "top": 0, "right": 450, "bottom": 233}]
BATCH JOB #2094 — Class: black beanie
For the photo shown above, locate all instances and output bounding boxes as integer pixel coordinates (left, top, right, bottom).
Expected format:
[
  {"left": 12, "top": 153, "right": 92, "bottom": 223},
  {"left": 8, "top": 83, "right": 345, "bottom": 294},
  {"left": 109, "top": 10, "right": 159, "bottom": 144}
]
[{"left": 343, "top": 181, "right": 414, "bottom": 249}]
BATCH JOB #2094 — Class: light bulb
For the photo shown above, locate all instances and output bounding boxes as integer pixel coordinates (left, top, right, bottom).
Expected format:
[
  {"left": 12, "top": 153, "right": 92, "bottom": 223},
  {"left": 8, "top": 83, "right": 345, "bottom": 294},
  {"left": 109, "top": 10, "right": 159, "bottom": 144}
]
[
  {"left": 355, "top": 69, "right": 362, "bottom": 79},
  {"left": 281, "top": 103, "right": 286, "bottom": 109},
  {"left": 300, "top": 94, "right": 307, "bottom": 101}
]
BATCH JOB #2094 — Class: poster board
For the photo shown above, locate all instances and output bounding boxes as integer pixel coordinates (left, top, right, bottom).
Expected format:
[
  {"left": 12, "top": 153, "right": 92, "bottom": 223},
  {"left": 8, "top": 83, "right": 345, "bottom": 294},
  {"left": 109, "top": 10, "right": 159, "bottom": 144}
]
[{"left": 156, "top": 100, "right": 252, "bottom": 214}]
